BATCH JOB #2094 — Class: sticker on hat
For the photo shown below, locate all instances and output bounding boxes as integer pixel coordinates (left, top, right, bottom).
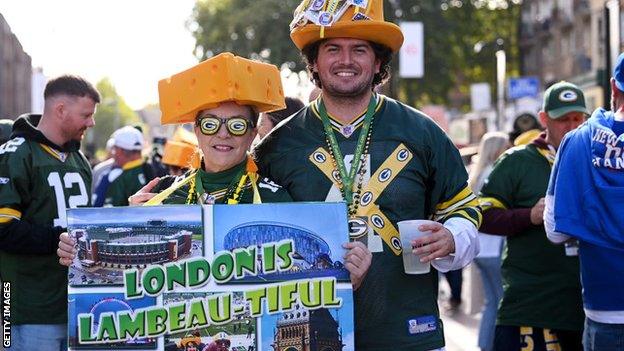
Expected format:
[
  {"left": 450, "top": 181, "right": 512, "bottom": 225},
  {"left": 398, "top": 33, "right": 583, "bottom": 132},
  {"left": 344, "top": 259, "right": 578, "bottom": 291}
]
[
  {"left": 559, "top": 90, "right": 578, "bottom": 102},
  {"left": 310, "top": 0, "right": 326, "bottom": 11},
  {"left": 318, "top": 11, "right": 334, "bottom": 26}
]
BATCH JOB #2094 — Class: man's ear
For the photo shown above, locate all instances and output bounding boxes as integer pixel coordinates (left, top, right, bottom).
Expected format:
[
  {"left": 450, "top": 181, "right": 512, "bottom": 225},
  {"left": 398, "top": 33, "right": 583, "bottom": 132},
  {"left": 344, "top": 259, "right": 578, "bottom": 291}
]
[{"left": 537, "top": 111, "right": 549, "bottom": 128}]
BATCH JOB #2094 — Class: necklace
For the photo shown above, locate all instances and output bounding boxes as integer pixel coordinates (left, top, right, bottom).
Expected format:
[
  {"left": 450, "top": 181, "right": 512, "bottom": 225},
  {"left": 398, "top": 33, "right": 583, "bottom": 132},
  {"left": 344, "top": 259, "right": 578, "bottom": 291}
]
[
  {"left": 319, "top": 95, "right": 376, "bottom": 216},
  {"left": 186, "top": 157, "right": 257, "bottom": 204}
]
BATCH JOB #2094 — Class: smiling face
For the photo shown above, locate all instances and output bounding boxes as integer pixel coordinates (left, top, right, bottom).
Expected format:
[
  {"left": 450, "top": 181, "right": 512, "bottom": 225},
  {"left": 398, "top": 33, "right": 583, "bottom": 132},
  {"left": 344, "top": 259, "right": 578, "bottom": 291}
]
[
  {"left": 313, "top": 38, "right": 380, "bottom": 99},
  {"left": 60, "top": 95, "right": 97, "bottom": 142},
  {"left": 194, "top": 101, "right": 257, "bottom": 173}
]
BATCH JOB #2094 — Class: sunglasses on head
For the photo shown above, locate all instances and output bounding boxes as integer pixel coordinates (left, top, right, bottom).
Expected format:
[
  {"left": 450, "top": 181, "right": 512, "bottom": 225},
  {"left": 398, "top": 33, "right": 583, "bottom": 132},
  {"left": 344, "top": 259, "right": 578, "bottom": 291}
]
[{"left": 195, "top": 115, "right": 255, "bottom": 136}]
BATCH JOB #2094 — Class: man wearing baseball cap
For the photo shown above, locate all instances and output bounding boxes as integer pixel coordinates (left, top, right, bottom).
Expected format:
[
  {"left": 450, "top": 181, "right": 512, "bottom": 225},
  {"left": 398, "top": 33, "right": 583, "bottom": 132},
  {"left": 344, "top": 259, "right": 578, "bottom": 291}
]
[
  {"left": 101, "top": 125, "right": 155, "bottom": 206},
  {"left": 255, "top": 1, "right": 481, "bottom": 349},
  {"left": 545, "top": 55, "right": 624, "bottom": 350},
  {"left": 480, "top": 81, "right": 587, "bottom": 350}
]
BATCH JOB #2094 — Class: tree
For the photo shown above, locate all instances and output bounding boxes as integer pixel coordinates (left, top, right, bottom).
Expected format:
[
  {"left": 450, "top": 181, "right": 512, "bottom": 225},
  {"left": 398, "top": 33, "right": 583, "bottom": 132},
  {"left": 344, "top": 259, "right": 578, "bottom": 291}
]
[
  {"left": 188, "top": 0, "right": 522, "bottom": 109},
  {"left": 84, "top": 78, "right": 142, "bottom": 159}
]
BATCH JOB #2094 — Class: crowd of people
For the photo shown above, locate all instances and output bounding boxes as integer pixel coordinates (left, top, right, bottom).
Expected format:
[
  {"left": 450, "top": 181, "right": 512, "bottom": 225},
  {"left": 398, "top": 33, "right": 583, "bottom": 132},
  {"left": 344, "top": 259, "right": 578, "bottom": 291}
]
[{"left": 0, "top": 0, "right": 622, "bottom": 350}]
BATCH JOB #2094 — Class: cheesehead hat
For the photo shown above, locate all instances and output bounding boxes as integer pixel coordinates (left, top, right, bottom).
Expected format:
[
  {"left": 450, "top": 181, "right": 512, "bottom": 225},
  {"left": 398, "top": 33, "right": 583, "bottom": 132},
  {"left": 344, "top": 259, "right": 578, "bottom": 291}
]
[{"left": 158, "top": 53, "right": 286, "bottom": 124}]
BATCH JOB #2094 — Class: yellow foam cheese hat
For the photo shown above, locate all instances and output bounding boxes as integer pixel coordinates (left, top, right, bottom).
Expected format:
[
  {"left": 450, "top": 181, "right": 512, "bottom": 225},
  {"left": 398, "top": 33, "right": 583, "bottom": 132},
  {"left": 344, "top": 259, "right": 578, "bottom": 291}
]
[
  {"left": 290, "top": 0, "right": 404, "bottom": 53},
  {"left": 159, "top": 53, "right": 286, "bottom": 125},
  {"left": 161, "top": 127, "right": 200, "bottom": 169}
]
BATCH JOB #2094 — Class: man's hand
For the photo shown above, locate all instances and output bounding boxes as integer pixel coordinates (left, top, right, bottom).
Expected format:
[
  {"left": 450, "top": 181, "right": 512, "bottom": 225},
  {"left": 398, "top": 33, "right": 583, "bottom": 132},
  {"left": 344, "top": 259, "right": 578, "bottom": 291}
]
[
  {"left": 57, "top": 232, "right": 76, "bottom": 267},
  {"left": 412, "top": 222, "right": 455, "bottom": 263},
  {"left": 342, "top": 241, "right": 372, "bottom": 291},
  {"left": 530, "top": 197, "right": 545, "bottom": 225},
  {"left": 128, "top": 177, "right": 160, "bottom": 205}
]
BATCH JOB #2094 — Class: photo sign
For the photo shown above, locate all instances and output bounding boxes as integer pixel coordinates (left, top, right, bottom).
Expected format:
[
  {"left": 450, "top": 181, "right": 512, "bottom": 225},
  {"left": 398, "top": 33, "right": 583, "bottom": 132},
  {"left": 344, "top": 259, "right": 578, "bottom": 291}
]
[{"left": 66, "top": 202, "right": 354, "bottom": 351}]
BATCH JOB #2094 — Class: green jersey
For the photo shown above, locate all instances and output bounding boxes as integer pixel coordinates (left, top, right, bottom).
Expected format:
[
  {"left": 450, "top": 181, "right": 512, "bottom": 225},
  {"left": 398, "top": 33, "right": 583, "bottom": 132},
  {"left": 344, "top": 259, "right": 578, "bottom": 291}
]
[
  {"left": 480, "top": 142, "right": 584, "bottom": 331},
  {"left": 255, "top": 95, "right": 481, "bottom": 351},
  {"left": 104, "top": 159, "right": 152, "bottom": 206},
  {"left": 153, "top": 159, "right": 292, "bottom": 204},
  {"left": 0, "top": 114, "right": 92, "bottom": 325}
]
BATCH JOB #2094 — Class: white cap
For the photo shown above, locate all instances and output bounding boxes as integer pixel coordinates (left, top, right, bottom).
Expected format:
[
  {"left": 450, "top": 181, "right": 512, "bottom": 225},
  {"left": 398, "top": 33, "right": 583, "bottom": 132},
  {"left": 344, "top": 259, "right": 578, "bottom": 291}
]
[{"left": 111, "top": 126, "right": 144, "bottom": 151}]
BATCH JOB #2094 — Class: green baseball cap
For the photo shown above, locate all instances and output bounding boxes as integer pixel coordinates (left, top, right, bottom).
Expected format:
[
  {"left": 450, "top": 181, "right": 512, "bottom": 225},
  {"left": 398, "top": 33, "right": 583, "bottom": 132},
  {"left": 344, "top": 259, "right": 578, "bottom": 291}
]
[{"left": 542, "top": 81, "right": 589, "bottom": 119}]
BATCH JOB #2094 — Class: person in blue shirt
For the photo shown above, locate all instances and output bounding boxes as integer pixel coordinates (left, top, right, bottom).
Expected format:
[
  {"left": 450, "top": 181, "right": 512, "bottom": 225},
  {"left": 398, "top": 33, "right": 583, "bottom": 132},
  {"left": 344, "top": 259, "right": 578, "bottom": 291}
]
[{"left": 545, "top": 53, "right": 624, "bottom": 351}]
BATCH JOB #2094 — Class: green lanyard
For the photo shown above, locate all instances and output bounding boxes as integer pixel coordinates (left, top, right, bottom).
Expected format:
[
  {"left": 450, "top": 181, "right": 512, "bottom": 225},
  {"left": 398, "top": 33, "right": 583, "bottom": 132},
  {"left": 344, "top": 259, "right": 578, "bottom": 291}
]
[
  {"left": 319, "top": 94, "right": 376, "bottom": 204},
  {"left": 194, "top": 168, "right": 245, "bottom": 204}
]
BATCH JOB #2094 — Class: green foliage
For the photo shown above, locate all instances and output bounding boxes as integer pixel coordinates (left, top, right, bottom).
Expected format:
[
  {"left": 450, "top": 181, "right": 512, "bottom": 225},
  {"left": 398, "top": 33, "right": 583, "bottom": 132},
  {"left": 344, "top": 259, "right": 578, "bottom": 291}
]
[
  {"left": 86, "top": 78, "right": 142, "bottom": 157},
  {"left": 188, "top": 0, "right": 522, "bottom": 110}
]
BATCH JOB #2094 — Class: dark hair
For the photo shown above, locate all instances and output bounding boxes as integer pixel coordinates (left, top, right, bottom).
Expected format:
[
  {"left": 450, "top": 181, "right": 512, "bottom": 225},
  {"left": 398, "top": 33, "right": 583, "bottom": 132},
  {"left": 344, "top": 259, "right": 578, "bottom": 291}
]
[
  {"left": 44, "top": 75, "right": 101, "bottom": 103},
  {"left": 301, "top": 39, "right": 394, "bottom": 89},
  {"left": 266, "top": 97, "right": 305, "bottom": 125}
]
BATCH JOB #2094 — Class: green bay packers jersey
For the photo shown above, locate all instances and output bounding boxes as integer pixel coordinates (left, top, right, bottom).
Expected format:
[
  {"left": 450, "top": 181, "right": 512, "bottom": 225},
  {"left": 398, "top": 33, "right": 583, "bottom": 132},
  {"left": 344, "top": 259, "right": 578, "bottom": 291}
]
[
  {"left": 256, "top": 95, "right": 481, "bottom": 350},
  {"left": 0, "top": 114, "right": 92, "bottom": 325},
  {"left": 480, "top": 143, "right": 584, "bottom": 331}
]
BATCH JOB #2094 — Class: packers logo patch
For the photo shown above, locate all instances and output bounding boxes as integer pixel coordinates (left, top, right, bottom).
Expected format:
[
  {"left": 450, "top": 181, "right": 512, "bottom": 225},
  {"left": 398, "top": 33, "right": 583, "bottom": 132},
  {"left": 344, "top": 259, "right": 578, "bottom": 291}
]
[
  {"left": 313, "top": 151, "right": 327, "bottom": 163},
  {"left": 348, "top": 217, "right": 368, "bottom": 239},
  {"left": 371, "top": 214, "right": 385, "bottom": 229},
  {"left": 559, "top": 90, "right": 578, "bottom": 102},
  {"left": 360, "top": 191, "right": 373, "bottom": 206},
  {"left": 332, "top": 170, "right": 341, "bottom": 182},
  {"left": 378, "top": 168, "right": 392, "bottom": 182},
  {"left": 397, "top": 149, "right": 410, "bottom": 162},
  {"left": 391, "top": 236, "right": 402, "bottom": 252}
]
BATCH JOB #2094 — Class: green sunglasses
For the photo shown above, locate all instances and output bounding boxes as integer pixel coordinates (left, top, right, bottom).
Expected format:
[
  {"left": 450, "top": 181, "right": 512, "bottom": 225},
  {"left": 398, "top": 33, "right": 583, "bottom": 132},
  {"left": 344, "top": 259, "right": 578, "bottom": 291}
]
[{"left": 195, "top": 115, "right": 255, "bottom": 136}]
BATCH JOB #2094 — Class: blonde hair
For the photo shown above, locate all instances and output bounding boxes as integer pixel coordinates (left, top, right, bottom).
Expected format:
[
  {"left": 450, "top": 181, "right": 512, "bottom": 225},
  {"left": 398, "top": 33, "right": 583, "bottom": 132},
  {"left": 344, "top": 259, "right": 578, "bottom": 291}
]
[{"left": 468, "top": 132, "right": 510, "bottom": 192}]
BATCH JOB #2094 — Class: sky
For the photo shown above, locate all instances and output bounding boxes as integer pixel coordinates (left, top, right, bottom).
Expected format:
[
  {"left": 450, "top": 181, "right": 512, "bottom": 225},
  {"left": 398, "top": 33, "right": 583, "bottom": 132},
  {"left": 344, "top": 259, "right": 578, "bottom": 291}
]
[{"left": 0, "top": 1, "right": 199, "bottom": 110}]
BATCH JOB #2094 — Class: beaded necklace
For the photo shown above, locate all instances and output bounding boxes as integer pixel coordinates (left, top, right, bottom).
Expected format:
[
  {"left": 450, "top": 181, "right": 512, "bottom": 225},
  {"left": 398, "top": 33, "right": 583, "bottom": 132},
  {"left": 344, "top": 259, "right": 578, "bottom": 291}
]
[
  {"left": 185, "top": 156, "right": 257, "bottom": 205},
  {"left": 319, "top": 95, "right": 376, "bottom": 216}
]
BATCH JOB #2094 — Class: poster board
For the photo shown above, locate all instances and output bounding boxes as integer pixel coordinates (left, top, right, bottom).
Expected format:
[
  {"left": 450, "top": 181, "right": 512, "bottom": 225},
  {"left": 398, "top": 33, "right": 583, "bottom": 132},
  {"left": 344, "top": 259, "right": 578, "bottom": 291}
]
[{"left": 67, "top": 203, "right": 354, "bottom": 351}]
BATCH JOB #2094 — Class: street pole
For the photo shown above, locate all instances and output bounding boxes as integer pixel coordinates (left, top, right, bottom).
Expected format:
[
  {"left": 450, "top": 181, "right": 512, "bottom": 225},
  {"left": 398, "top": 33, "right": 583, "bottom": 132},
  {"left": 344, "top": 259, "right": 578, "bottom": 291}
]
[{"left": 496, "top": 48, "right": 506, "bottom": 131}]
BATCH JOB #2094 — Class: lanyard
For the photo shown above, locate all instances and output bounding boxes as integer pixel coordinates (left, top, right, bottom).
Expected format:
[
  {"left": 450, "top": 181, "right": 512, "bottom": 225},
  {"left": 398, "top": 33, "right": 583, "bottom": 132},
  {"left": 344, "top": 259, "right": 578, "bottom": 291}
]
[
  {"left": 318, "top": 95, "right": 376, "bottom": 203},
  {"left": 195, "top": 168, "right": 245, "bottom": 204}
]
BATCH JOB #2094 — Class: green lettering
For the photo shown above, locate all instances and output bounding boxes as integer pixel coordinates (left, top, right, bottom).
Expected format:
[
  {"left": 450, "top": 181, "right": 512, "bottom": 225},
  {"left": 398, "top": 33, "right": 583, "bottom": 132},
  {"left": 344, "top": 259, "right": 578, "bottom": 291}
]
[
  {"left": 277, "top": 240, "right": 294, "bottom": 271},
  {"left": 97, "top": 313, "right": 119, "bottom": 341},
  {"left": 234, "top": 246, "right": 256, "bottom": 279},
  {"left": 146, "top": 308, "right": 168, "bottom": 336},
  {"left": 244, "top": 288, "right": 266, "bottom": 316},
  {"left": 279, "top": 281, "right": 298, "bottom": 311},
  {"left": 262, "top": 244, "right": 276, "bottom": 273},
  {"left": 186, "top": 299, "right": 209, "bottom": 329},
  {"left": 300, "top": 279, "right": 321, "bottom": 309},
  {"left": 143, "top": 266, "right": 165, "bottom": 296},
  {"left": 118, "top": 310, "right": 145, "bottom": 340},
  {"left": 124, "top": 270, "right": 142, "bottom": 299},
  {"left": 187, "top": 259, "right": 211, "bottom": 288},
  {"left": 267, "top": 284, "right": 279, "bottom": 313},
  {"left": 168, "top": 303, "right": 186, "bottom": 333},
  {"left": 166, "top": 262, "right": 187, "bottom": 291},
  {"left": 78, "top": 314, "right": 96, "bottom": 343},
  {"left": 322, "top": 278, "right": 342, "bottom": 307},
  {"left": 212, "top": 252, "right": 234, "bottom": 283},
  {"left": 208, "top": 293, "right": 232, "bottom": 323}
]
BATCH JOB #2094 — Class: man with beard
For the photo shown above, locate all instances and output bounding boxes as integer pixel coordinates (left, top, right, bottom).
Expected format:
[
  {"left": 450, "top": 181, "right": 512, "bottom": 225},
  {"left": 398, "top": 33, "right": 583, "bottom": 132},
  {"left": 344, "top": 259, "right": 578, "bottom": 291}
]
[
  {"left": 0, "top": 75, "right": 99, "bottom": 350},
  {"left": 255, "top": 1, "right": 481, "bottom": 350}
]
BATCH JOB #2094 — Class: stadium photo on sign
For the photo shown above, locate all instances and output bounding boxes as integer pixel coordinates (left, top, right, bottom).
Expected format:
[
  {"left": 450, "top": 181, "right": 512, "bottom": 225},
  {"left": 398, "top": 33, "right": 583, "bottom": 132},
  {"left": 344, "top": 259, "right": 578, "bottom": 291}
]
[
  {"left": 68, "top": 292, "right": 158, "bottom": 350},
  {"left": 67, "top": 206, "right": 203, "bottom": 286},
  {"left": 211, "top": 203, "right": 350, "bottom": 284},
  {"left": 163, "top": 292, "right": 256, "bottom": 351}
]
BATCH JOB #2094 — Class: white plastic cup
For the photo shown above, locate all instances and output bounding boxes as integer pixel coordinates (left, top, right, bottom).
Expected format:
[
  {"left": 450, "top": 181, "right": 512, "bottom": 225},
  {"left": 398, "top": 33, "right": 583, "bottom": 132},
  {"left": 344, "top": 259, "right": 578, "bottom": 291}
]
[{"left": 397, "top": 219, "right": 434, "bottom": 274}]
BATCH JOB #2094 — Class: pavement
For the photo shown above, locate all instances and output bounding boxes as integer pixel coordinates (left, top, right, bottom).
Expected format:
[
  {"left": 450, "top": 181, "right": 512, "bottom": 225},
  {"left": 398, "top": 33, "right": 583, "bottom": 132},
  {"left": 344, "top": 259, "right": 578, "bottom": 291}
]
[{"left": 441, "top": 307, "right": 481, "bottom": 351}]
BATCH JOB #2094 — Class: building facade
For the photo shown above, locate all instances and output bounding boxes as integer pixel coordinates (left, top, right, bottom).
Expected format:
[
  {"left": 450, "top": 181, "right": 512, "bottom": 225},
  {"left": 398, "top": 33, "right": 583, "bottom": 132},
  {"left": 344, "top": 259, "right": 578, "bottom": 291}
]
[
  {"left": 518, "top": 0, "right": 624, "bottom": 111},
  {"left": 0, "top": 13, "right": 31, "bottom": 119}
]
